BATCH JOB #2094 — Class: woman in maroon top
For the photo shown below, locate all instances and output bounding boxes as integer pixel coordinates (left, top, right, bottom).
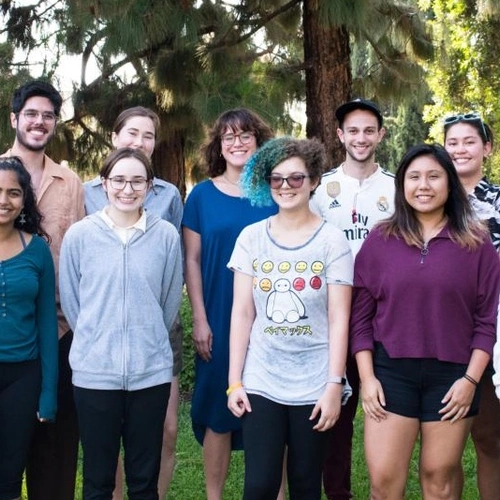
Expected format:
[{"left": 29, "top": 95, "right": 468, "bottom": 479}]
[{"left": 351, "top": 143, "right": 500, "bottom": 499}]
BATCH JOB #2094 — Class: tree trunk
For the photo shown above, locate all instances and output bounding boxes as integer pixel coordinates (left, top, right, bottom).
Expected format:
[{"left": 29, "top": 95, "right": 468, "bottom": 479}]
[
  {"left": 303, "top": 0, "right": 351, "bottom": 167},
  {"left": 152, "top": 131, "right": 187, "bottom": 199}
]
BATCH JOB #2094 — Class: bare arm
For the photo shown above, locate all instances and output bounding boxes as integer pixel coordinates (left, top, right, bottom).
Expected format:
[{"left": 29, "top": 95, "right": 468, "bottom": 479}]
[
  {"left": 440, "top": 348, "right": 491, "bottom": 422},
  {"left": 183, "top": 226, "right": 212, "bottom": 361},
  {"left": 312, "top": 283, "right": 352, "bottom": 431},
  {"left": 227, "top": 270, "right": 255, "bottom": 418}
]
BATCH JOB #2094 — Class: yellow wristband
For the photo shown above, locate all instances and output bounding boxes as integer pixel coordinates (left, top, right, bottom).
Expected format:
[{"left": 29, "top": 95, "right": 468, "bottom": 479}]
[{"left": 226, "top": 382, "right": 243, "bottom": 396}]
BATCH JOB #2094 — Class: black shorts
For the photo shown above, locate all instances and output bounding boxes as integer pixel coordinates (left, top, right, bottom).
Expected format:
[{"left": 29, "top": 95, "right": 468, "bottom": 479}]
[{"left": 373, "top": 343, "right": 480, "bottom": 422}]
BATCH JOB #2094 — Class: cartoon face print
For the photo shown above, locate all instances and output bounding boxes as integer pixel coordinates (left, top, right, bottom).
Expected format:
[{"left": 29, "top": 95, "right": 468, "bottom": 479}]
[
  {"left": 278, "top": 261, "right": 291, "bottom": 273},
  {"left": 311, "top": 261, "right": 324, "bottom": 274},
  {"left": 266, "top": 278, "right": 306, "bottom": 324},
  {"left": 295, "top": 261, "right": 307, "bottom": 273},
  {"left": 261, "top": 260, "right": 274, "bottom": 273},
  {"left": 260, "top": 278, "right": 272, "bottom": 292}
]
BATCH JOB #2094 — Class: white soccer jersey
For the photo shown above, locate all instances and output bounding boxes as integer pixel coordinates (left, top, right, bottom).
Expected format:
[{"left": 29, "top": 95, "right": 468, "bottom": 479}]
[{"left": 310, "top": 165, "right": 395, "bottom": 256}]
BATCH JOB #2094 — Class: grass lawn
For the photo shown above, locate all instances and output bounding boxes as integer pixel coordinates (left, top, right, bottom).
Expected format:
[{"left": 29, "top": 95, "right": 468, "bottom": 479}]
[
  {"left": 166, "top": 402, "right": 479, "bottom": 499},
  {"left": 63, "top": 397, "right": 480, "bottom": 499},
  {"left": 65, "top": 294, "right": 481, "bottom": 499}
]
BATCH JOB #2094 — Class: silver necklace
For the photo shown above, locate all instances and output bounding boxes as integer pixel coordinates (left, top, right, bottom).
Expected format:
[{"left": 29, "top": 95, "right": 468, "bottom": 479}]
[{"left": 223, "top": 173, "right": 240, "bottom": 186}]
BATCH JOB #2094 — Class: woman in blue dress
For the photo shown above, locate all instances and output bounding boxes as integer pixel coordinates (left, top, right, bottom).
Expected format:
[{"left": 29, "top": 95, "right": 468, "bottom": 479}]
[{"left": 182, "top": 108, "right": 276, "bottom": 500}]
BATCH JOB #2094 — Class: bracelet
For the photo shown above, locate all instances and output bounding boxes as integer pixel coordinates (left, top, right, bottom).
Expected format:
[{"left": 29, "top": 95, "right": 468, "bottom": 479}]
[
  {"left": 463, "top": 373, "right": 479, "bottom": 386},
  {"left": 327, "top": 376, "right": 346, "bottom": 386},
  {"left": 226, "top": 382, "right": 243, "bottom": 396}
]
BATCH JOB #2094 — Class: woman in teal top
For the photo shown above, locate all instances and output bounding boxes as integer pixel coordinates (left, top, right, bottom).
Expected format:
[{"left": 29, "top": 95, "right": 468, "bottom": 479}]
[{"left": 0, "top": 156, "right": 58, "bottom": 500}]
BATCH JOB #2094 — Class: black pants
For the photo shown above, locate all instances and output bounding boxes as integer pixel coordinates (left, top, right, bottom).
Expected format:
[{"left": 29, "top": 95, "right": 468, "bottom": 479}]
[
  {"left": 74, "top": 383, "right": 170, "bottom": 500},
  {"left": 242, "top": 394, "right": 329, "bottom": 500},
  {"left": 0, "top": 359, "right": 41, "bottom": 500},
  {"left": 322, "top": 353, "right": 360, "bottom": 499},
  {"left": 26, "top": 331, "right": 79, "bottom": 500}
]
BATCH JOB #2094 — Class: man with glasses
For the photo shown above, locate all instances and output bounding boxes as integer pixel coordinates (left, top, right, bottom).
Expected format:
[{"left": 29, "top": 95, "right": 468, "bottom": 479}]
[
  {"left": 2, "top": 80, "right": 84, "bottom": 500},
  {"left": 310, "top": 98, "right": 395, "bottom": 500}
]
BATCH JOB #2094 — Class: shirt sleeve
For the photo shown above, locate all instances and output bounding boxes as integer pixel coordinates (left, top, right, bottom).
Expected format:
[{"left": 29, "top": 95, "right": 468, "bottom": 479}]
[
  {"left": 36, "top": 240, "right": 59, "bottom": 420},
  {"left": 470, "top": 240, "right": 500, "bottom": 354},
  {"left": 349, "top": 236, "right": 378, "bottom": 355},
  {"left": 59, "top": 225, "right": 82, "bottom": 333}
]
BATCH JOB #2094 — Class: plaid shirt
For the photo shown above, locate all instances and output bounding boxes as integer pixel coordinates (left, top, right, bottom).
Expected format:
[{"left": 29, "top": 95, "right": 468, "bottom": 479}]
[{"left": 471, "top": 177, "right": 500, "bottom": 250}]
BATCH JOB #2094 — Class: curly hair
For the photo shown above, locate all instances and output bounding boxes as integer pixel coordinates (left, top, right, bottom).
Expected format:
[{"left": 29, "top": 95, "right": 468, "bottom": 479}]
[
  {"left": 201, "top": 108, "right": 274, "bottom": 177},
  {"left": 0, "top": 156, "right": 49, "bottom": 240},
  {"left": 241, "top": 136, "right": 328, "bottom": 207}
]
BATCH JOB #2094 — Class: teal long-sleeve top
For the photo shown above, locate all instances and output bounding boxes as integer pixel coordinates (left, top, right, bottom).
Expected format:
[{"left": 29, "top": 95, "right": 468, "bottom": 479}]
[{"left": 0, "top": 234, "right": 58, "bottom": 419}]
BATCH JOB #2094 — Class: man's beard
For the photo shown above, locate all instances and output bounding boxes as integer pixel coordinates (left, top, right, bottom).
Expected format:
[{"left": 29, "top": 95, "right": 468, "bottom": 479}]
[{"left": 16, "top": 126, "right": 53, "bottom": 152}]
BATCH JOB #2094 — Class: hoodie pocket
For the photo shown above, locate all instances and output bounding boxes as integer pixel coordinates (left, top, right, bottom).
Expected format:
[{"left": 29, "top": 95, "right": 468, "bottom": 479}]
[{"left": 126, "top": 323, "right": 172, "bottom": 376}]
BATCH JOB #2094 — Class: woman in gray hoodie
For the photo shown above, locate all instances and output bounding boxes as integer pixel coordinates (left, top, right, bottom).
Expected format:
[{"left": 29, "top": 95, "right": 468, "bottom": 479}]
[{"left": 59, "top": 147, "right": 183, "bottom": 500}]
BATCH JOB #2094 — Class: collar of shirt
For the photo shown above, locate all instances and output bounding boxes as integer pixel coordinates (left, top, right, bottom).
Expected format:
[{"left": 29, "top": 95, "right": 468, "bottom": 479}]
[{"left": 99, "top": 207, "right": 147, "bottom": 244}]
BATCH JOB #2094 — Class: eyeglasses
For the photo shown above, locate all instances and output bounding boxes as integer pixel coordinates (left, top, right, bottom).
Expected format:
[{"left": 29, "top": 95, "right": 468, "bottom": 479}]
[
  {"left": 20, "top": 110, "right": 57, "bottom": 123},
  {"left": 443, "top": 112, "right": 488, "bottom": 140},
  {"left": 266, "top": 174, "right": 310, "bottom": 189},
  {"left": 221, "top": 132, "right": 255, "bottom": 146},
  {"left": 107, "top": 177, "right": 148, "bottom": 191}
]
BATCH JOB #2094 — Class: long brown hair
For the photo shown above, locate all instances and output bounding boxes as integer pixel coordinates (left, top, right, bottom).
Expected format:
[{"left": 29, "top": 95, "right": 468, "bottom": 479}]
[{"left": 379, "top": 143, "right": 486, "bottom": 250}]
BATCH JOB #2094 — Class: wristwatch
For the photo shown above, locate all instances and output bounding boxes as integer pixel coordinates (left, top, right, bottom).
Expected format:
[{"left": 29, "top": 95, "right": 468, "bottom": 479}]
[{"left": 327, "top": 376, "right": 346, "bottom": 385}]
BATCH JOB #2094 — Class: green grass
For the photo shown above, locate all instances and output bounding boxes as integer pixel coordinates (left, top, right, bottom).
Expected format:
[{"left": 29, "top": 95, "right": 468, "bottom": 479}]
[
  {"left": 63, "top": 402, "right": 479, "bottom": 499},
  {"left": 166, "top": 403, "right": 479, "bottom": 499},
  {"left": 33, "top": 293, "right": 481, "bottom": 499}
]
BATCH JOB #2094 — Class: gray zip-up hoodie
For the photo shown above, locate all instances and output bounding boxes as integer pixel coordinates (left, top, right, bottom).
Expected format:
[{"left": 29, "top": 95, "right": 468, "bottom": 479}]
[{"left": 59, "top": 212, "right": 183, "bottom": 391}]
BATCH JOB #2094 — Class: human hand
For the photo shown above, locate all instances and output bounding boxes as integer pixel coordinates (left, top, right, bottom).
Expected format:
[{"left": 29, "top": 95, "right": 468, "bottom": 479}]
[
  {"left": 310, "top": 384, "right": 342, "bottom": 431},
  {"left": 360, "top": 376, "right": 387, "bottom": 422},
  {"left": 227, "top": 387, "right": 251, "bottom": 418},
  {"left": 439, "top": 377, "right": 475, "bottom": 422},
  {"left": 192, "top": 321, "right": 213, "bottom": 361}
]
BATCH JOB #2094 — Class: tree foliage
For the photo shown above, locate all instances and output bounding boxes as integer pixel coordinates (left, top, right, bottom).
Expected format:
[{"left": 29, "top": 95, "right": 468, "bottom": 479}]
[
  {"left": 421, "top": 0, "right": 500, "bottom": 180},
  {"left": 1, "top": 0, "right": 434, "bottom": 186}
]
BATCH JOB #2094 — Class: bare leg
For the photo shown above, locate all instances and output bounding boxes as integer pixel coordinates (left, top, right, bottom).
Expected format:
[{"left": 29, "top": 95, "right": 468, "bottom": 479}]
[
  {"left": 203, "top": 429, "right": 231, "bottom": 500},
  {"left": 420, "top": 418, "right": 472, "bottom": 500},
  {"left": 471, "top": 375, "right": 500, "bottom": 500},
  {"left": 277, "top": 453, "right": 287, "bottom": 500},
  {"left": 112, "top": 455, "right": 124, "bottom": 500},
  {"left": 364, "top": 412, "right": 419, "bottom": 500},
  {"left": 158, "top": 376, "right": 179, "bottom": 499}
]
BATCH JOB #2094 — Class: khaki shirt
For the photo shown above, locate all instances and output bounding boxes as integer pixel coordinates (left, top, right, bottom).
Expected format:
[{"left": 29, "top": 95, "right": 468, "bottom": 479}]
[{"left": 3, "top": 150, "right": 85, "bottom": 337}]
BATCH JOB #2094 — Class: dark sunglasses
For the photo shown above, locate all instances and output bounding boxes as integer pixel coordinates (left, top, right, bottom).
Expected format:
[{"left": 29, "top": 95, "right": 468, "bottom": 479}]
[
  {"left": 443, "top": 112, "right": 488, "bottom": 140},
  {"left": 266, "top": 174, "right": 310, "bottom": 189}
]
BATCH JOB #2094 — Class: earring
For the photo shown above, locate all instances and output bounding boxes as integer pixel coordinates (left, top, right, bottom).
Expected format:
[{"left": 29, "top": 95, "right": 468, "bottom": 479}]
[{"left": 19, "top": 211, "right": 27, "bottom": 225}]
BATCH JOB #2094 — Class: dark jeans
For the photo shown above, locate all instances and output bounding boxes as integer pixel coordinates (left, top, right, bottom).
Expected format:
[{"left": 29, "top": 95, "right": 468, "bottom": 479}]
[
  {"left": 0, "top": 359, "right": 41, "bottom": 500},
  {"left": 242, "top": 394, "right": 329, "bottom": 500},
  {"left": 74, "top": 383, "right": 170, "bottom": 500},
  {"left": 323, "top": 353, "right": 360, "bottom": 500},
  {"left": 26, "top": 331, "right": 79, "bottom": 500}
]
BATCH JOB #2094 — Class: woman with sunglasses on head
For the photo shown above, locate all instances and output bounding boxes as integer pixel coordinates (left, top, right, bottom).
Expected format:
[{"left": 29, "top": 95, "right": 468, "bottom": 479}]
[
  {"left": 0, "top": 156, "right": 58, "bottom": 500},
  {"left": 444, "top": 113, "right": 500, "bottom": 500},
  {"left": 60, "top": 148, "right": 183, "bottom": 500},
  {"left": 352, "top": 143, "right": 500, "bottom": 499},
  {"left": 84, "top": 106, "right": 183, "bottom": 500},
  {"left": 227, "top": 137, "right": 353, "bottom": 499},
  {"left": 182, "top": 109, "right": 278, "bottom": 500}
]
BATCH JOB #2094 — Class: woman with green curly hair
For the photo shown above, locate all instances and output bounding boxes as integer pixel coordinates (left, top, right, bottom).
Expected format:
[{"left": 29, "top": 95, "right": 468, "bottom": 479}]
[{"left": 227, "top": 137, "right": 354, "bottom": 499}]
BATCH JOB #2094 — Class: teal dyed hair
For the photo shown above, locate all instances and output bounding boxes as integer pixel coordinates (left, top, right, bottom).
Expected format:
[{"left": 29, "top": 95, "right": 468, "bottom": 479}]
[{"left": 241, "top": 136, "right": 327, "bottom": 207}]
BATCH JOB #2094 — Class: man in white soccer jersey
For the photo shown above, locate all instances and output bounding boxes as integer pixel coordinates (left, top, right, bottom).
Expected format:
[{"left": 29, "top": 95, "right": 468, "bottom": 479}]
[{"left": 311, "top": 98, "right": 395, "bottom": 500}]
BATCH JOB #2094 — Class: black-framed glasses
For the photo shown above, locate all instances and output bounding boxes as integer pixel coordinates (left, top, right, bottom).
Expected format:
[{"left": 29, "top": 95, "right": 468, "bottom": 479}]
[
  {"left": 443, "top": 112, "right": 488, "bottom": 140},
  {"left": 20, "top": 109, "right": 57, "bottom": 123},
  {"left": 266, "top": 174, "right": 310, "bottom": 189},
  {"left": 107, "top": 177, "right": 148, "bottom": 191},
  {"left": 221, "top": 131, "right": 255, "bottom": 146}
]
